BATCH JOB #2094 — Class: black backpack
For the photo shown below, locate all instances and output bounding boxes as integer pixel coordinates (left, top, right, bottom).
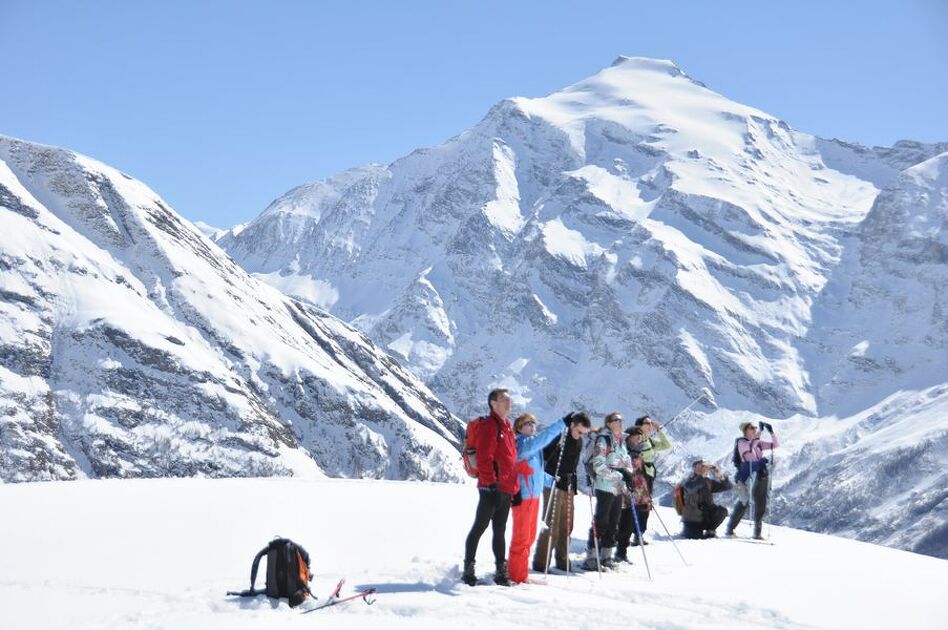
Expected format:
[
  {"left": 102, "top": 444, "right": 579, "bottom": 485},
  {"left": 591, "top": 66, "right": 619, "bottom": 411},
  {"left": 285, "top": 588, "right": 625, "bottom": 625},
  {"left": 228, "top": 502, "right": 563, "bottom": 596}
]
[
  {"left": 228, "top": 537, "right": 313, "bottom": 607},
  {"left": 731, "top": 438, "right": 743, "bottom": 469}
]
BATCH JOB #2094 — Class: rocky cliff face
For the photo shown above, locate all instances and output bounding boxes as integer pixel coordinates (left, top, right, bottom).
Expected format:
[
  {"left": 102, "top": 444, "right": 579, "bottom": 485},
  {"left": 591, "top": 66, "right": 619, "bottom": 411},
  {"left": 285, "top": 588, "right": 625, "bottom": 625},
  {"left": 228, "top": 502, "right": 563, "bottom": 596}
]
[{"left": 0, "top": 136, "right": 466, "bottom": 483}]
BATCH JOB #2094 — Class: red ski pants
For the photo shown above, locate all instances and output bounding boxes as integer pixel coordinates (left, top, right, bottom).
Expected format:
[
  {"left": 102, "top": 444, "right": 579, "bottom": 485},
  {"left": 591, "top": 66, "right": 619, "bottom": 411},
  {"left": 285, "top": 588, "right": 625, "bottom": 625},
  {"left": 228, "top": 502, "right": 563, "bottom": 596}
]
[{"left": 508, "top": 497, "right": 541, "bottom": 583}]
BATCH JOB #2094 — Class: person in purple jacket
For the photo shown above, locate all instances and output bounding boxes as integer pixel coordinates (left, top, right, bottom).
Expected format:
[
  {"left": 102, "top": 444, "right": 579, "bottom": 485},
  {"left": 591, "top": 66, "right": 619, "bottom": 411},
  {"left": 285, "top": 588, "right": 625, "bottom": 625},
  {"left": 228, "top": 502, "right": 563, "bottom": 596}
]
[{"left": 725, "top": 421, "right": 779, "bottom": 540}]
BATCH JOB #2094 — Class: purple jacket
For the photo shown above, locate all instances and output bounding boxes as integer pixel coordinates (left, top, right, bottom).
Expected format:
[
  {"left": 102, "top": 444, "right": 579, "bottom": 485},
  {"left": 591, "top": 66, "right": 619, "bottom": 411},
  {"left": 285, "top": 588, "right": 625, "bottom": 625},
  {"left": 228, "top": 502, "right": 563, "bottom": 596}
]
[{"left": 738, "top": 434, "right": 780, "bottom": 462}]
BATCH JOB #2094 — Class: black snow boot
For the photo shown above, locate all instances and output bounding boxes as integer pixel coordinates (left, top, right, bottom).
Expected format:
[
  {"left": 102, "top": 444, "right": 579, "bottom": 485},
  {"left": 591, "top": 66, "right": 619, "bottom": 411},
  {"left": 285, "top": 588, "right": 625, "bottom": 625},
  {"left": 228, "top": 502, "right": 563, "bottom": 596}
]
[
  {"left": 461, "top": 560, "right": 477, "bottom": 586},
  {"left": 494, "top": 561, "right": 511, "bottom": 586}
]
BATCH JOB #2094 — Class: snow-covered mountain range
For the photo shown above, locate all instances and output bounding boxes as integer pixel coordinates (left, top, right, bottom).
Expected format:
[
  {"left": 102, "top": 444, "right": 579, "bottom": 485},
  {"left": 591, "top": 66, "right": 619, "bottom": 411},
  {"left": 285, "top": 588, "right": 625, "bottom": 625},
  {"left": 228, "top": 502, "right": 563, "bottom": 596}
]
[
  {"left": 0, "top": 135, "right": 466, "bottom": 483},
  {"left": 217, "top": 57, "right": 948, "bottom": 557}
]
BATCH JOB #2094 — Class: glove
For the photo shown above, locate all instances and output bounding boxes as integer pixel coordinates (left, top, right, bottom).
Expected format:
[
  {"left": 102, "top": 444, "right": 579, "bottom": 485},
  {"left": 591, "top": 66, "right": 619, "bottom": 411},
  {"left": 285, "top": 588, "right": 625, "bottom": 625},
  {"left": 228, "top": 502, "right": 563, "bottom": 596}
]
[{"left": 618, "top": 468, "right": 636, "bottom": 485}]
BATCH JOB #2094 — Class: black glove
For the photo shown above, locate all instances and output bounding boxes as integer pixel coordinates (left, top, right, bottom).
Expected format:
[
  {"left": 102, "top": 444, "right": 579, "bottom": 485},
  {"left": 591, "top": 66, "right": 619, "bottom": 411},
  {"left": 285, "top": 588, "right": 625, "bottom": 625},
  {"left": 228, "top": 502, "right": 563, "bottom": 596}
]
[
  {"left": 758, "top": 421, "right": 773, "bottom": 433},
  {"left": 618, "top": 468, "right": 636, "bottom": 484}
]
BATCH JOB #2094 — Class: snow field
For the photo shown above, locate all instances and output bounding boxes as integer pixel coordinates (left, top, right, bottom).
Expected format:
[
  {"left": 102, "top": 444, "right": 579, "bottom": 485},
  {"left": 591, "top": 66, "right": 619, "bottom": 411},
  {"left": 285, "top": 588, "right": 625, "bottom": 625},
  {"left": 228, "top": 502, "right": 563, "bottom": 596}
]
[{"left": 1, "top": 477, "right": 944, "bottom": 629}]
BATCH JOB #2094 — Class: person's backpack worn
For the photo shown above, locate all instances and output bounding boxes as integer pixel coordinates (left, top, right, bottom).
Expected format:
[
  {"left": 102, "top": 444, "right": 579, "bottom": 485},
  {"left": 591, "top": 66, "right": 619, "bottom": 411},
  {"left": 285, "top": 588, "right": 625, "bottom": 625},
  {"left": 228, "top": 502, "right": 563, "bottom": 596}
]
[
  {"left": 579, "top": 428, "right": 610, "bottom": 491},
  {"left": 227, "top": 538, "right": 313, "bottom": 607},
  {"left": 462, "top": 416, "right": 501, "bottom": 478},
  {"left": 731, "top": 438, "right": 743, "bottom": 469},
  {"left": 673, "top": 483, "right": 685, "bottom": 515}
]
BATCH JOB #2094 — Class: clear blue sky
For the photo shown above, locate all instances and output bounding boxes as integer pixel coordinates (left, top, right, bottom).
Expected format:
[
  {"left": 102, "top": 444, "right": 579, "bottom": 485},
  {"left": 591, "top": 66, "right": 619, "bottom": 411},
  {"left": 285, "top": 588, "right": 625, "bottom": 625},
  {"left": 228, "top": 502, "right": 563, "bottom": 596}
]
[{"left": 3, "top": 0, "right": 946, "bottom": 228}]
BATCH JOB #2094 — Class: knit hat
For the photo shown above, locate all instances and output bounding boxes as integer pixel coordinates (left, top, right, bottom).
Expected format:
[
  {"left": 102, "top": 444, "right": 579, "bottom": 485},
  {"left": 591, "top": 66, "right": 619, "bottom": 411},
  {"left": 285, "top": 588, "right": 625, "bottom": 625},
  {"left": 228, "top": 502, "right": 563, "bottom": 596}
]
[
  {"left": 739, "top": 422, "right": 755, "bottom": 434},
  {"left": 691, "top": 459, "right": 705, "bottom": 469}
]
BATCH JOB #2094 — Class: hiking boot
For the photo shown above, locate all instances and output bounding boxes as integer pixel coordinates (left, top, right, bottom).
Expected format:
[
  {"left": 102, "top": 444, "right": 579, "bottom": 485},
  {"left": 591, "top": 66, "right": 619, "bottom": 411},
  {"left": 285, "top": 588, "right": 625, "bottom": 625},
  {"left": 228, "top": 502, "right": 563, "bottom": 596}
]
[
  {"left": 600, "top": 547, "right": 616, "bottom": 569},
  {"left": 494, "top": 561, "right": 511, "bottom": 586},
  {"left": 582, "top": 548, "right": 600, "bottom": 571},
  {"left": 614, "top": 550, "right": 629, "bottom": 563},
  {"left": 631, "top": 535, "right": 649, "bottom": 546},
  {"left": 461, "top": 560, "right": 477, "bottom": 586},
  {"left": 724, "top": 530, "right": 736, "bottom": 538},
  {"left": 702, "top": 530, "right": 718, "bottom": 539}
]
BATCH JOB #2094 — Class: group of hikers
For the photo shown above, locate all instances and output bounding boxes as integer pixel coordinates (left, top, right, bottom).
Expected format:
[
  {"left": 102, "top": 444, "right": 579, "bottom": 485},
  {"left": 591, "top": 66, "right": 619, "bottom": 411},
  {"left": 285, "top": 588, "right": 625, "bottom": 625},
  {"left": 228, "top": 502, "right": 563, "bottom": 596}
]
[{"left": 462, "top": 388, "right": 779, "bottom": 586}]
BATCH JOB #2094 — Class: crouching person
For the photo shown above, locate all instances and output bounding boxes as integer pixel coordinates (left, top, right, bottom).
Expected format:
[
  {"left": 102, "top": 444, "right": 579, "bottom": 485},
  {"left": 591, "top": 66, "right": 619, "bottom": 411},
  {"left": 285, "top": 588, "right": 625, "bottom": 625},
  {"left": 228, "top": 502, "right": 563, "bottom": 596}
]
[{"left": 680, "top": 460, "right": 732, "bottom": 539}]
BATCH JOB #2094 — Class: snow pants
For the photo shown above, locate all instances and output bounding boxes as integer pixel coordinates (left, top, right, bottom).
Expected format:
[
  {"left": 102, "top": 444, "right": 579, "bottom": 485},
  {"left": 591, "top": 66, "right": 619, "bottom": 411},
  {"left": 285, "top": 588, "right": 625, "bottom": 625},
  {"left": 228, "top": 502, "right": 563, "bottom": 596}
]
[
  {"left": 533, "top": 487, "right": 574, "bottom": 570},
  {"left": 587, "top": 489, "right": 622, "bottom": 549},
  {"left": 616, "top": 503, "right": 650, "bottom": 554},
  {"left": 682, "top": 505, "right": 728, "bottom": 539},
  {"left": 727, "top": 471, "right": 769, "bottom": 535},
  {"left": 508, "top": 496, "right": 541, "bottom": 583}
]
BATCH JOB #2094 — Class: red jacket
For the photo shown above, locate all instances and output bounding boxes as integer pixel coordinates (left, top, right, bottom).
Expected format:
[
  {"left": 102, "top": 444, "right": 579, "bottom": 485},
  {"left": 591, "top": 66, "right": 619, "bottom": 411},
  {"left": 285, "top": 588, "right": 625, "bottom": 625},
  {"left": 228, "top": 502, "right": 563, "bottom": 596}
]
[{"left": 475, "top": 411, "right": 518, "bottom": 495}]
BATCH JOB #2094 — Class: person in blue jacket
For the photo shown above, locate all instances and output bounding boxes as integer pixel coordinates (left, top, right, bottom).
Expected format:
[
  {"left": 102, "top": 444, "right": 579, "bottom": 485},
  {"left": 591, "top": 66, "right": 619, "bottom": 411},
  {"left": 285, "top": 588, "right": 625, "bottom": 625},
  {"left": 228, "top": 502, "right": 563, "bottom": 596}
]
[{"left": 507, "top": 413, "right": 567, "bottom": 583}]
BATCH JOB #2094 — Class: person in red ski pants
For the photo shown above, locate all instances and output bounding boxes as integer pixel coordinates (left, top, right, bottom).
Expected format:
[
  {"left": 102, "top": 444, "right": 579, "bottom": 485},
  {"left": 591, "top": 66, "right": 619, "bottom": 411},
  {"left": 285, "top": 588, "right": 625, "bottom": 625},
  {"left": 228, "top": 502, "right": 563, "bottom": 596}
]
[{"left": 508, "top": 413, "right": 567, "bottom": 583}]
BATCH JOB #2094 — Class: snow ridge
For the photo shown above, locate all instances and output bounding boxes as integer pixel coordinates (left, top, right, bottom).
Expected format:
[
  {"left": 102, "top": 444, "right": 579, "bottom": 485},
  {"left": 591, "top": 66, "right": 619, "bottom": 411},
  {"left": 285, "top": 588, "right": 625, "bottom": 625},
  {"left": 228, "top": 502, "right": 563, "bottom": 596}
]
[{"left": 0, "top": 135, "right": 466, "bottom": 483}]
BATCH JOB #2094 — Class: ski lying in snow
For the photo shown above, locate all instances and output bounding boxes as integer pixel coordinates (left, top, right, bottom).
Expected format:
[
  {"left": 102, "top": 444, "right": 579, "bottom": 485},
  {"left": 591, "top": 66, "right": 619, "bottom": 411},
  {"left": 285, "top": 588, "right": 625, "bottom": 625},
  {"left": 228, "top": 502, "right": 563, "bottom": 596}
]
[
  {"left": 727, "top": 537, "right": 775, "bottom": 546},
  {"left": 301, "top": 579, "right": 376, "bottom": 614}
]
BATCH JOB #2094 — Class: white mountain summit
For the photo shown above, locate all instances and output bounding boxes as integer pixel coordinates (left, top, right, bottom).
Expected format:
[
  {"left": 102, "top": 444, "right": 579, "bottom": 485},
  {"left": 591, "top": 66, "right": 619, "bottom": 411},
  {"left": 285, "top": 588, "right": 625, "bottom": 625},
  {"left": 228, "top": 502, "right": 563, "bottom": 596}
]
[{"left": 218, "top": 57, "right": 948, "bottom": 557}]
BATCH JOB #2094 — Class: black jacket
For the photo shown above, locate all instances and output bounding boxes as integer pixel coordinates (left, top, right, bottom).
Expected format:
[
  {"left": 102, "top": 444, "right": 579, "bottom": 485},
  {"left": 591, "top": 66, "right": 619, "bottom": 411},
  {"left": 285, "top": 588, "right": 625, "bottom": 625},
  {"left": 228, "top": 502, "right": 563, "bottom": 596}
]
[
  {"left": 543, "top": 431, "right": 582, "bottom": 492},
  {"left": 680, "top": 473, "right": 732, "bottom": 523}
]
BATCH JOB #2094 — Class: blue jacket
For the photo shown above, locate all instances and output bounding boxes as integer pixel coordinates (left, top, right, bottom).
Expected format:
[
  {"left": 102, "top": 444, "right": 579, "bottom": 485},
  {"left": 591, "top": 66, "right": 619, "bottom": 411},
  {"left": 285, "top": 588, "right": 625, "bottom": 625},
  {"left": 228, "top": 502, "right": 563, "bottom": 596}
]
[{"left": 515, "top": 422, "right": 567, "bottom": 500}]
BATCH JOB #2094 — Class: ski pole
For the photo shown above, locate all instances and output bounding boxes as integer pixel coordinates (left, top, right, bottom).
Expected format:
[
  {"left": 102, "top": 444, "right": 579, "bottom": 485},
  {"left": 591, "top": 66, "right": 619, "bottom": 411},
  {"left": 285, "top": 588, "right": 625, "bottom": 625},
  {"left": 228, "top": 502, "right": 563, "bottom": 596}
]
[
  {"left": 767, "top": 446, "right": 775, "bottom": 543},
  {"left": 566, "top": 482, "right": 573, "bottom": 579},
  {"left": 541, "top": 428, "right": 568, "bottom": 532},
  {"left": 651, "top": 388, "right": 716, "bottom": 479},
  {"left": 662, "top": 387, "right": 715, "bottom": 432},
  {"left": 650, "top": 506, "right": 688, "bottom": 566},
  {"left": 588, "top": 489, "right": 602, "bottom": 579},
  {"left": 629, "top": 493, "right": 652, "bottom": 581},
  {"left": 543, "top": 427, "right": 568, "bottom": 575}
]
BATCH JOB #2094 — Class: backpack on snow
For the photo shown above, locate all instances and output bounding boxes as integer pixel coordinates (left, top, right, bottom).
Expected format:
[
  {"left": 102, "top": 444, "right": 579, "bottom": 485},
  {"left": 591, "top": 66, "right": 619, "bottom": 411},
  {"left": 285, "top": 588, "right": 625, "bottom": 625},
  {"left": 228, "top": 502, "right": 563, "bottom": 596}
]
[
  {"left": 227, "top": 537, "right": 313, "bottom": 607},
  {"left": 462, "top": 416, "right": 501, "bottom": 478}
]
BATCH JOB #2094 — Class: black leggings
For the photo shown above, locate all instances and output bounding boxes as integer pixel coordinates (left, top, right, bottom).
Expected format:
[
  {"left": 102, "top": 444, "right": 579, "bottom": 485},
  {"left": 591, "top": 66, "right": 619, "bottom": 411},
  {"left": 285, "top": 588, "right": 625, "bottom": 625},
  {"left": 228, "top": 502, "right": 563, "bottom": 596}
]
[{"left": 464, "top": 489, "right": 512, "bottom": 564}]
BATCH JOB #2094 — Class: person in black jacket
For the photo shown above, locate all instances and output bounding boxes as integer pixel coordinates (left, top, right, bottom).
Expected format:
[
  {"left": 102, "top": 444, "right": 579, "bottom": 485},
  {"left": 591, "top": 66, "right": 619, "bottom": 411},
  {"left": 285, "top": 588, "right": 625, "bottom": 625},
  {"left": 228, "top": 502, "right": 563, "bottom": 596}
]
[
  {"left": 680, "top": 459, "right": 732, "bottom": 539},
  {"left": 531, "top": 412, "right": 592, "bottom": 572}
]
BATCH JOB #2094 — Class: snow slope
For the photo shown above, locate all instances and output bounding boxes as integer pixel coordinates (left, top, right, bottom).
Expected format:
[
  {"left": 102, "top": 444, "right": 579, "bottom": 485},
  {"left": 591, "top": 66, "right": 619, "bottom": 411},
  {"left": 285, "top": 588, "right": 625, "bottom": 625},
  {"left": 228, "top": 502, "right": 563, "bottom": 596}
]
[
  {"left": 0, "top": 135, "right": 465, "bottom": 483},
  {"left": 0, "top": 476, "right": 944, "bottom": 629}
]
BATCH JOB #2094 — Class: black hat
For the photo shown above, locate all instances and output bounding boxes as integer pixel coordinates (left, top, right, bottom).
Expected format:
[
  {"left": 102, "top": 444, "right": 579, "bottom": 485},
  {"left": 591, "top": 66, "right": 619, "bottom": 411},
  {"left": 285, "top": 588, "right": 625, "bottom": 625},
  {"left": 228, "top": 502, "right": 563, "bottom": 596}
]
[
  {"left": 691, "top": 459, "right": 705, "bottom": 468},
  {"left": 625, "top": 426, "right": 644, "bottom": 437}
]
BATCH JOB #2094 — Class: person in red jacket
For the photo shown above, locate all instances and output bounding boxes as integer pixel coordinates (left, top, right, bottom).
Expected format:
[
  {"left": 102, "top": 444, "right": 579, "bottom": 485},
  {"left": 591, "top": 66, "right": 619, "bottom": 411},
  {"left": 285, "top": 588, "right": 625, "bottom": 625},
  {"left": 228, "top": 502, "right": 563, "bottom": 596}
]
[{"left": 462, "top": 388, "right": 518, "bottom": 586}]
